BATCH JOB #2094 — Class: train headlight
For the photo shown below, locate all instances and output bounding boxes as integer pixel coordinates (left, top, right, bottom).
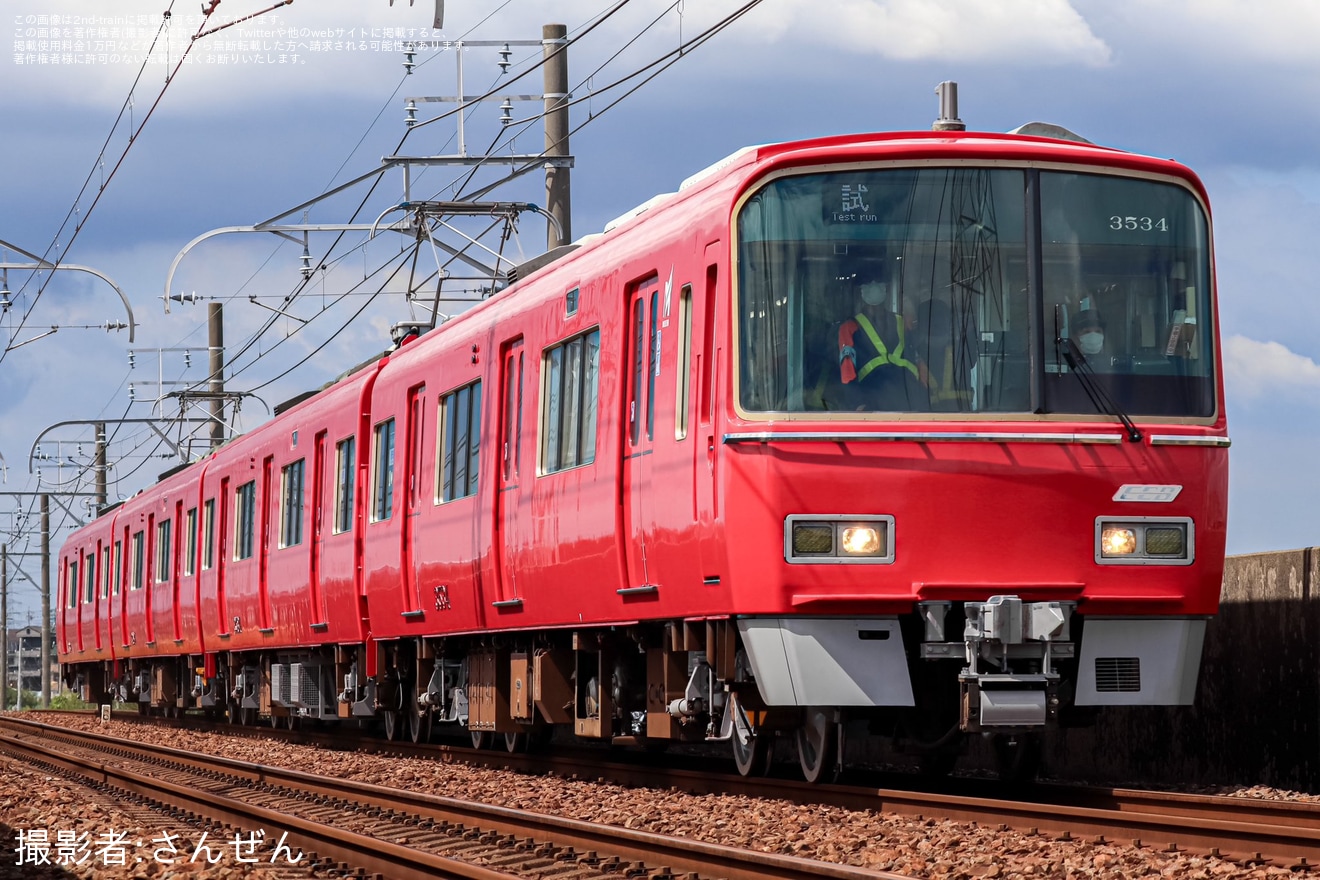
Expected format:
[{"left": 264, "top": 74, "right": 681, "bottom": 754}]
[
  {"left": 1095, "top": 517, "right": 1193, "bottom": 565},
  {"left": 1100, "top": 527, "right": 1137, "bottom": 557},
  {"left": 785, "top": 515, "right": 893, "bottom": 564},
  {"left": 840, "top": 526, "right": 882, "bottom": 556},
  {"left": 791, "top": 523, "right": 834, "bottom": 555}
]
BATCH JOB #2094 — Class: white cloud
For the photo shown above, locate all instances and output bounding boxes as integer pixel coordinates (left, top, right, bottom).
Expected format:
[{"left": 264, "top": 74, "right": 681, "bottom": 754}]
[
  {"left": 1086, "top": 0, "right": 1320, "bottom": 66},
  {"left": 1222, "top": 334, "right": 1320, "bottom": 401},
  {"left": 781, "top": 0, "right": 1111, "bottom": 65}
]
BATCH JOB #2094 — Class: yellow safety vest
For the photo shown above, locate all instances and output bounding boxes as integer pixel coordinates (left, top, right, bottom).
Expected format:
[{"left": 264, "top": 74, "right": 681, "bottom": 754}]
[{"left": 853, "top": 313, "right": 918, "bottom": 381}]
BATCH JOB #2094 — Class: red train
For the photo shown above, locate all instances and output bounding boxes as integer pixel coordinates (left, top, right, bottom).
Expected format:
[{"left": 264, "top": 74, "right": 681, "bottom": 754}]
[{"left": 58, "top": 112, "right": 1228, "bottom": 782}]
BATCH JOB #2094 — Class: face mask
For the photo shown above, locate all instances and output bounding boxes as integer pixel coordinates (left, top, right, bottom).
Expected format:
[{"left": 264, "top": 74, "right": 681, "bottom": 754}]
[
  {"left": 859, "top": 282, "right": 887, "bottom": 306},
  {"left": 1078, "top": 331, "right": 1104, "bottom": 355}
]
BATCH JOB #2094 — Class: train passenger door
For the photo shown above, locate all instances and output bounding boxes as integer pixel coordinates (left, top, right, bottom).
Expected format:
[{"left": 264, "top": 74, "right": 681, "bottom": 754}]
[
  {"left": 309, "top": 431, "right": 328, "bottom": 625},
  {"left": 693, "top": 255, "right": 725, "bottom": 583},
  {"left": 259, "top": 456, "right": 274, "bottom": 631},
  {"left": 217, "top": 478, "right": 230, "bottom": 636},
  {"left": 172, "top": 500, "right": 183, "bottom": 642},
  {"left": 623, "top": 278, "right": 661, "bottom": 590},
  {"left": 494, "top": 338, "right": 525, "bottom": 606},
  {"left": 401, "top": 384, "right": 426, "bottom": 614}
]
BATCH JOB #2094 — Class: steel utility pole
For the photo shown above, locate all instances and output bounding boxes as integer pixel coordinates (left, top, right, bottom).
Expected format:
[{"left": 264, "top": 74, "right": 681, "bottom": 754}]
[
  {"left": 208, "top": 302, "right": 225, "bottom": 450},
  {"left": 93, "top": 422, "right": 107, "bottom": 511},
  {"left": 1, "top": 544, "right": 7, "bottom": 711},
  {"left": 543, "top": 23, "right": 571, "bottom": 249},
  {"left": 40, "top": 494, "right": 49, "bottom": 708}
]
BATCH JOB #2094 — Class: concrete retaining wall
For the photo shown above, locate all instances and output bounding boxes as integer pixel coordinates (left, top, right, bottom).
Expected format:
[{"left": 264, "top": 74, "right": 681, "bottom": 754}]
[{"left": 1040, "top": 548, "right": 1320, "bottom": 790}]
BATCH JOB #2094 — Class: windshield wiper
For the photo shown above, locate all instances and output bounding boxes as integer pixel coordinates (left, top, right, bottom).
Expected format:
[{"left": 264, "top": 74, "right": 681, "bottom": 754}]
[{"left": 1053, "top": 308, "right": 1142, "bottom": 443}]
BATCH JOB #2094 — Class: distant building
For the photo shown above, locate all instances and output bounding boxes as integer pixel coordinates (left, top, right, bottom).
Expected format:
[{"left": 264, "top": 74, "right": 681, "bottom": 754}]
[{"left": 7, "top": 625, "right": 56, "bottom": 701}]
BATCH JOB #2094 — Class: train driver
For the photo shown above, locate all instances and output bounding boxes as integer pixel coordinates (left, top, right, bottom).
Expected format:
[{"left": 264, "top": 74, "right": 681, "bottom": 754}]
[{"left": 826, "top": 268, "right": 924, "bottom": 411}]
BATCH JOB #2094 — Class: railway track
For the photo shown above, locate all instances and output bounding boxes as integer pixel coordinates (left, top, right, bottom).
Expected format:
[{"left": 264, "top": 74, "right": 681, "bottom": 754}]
[
  {"left": 0, "top": 716, "right": 907, "bottom": 880},
  {"left": 92, "top": 709, "right": 1320, "bottom": 870}
]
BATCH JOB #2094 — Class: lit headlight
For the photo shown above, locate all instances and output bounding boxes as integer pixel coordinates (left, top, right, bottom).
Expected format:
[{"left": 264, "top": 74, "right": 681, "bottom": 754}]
[
  {"left": 785, "top": 515, "right": 893, "bottom": 564},
  {"left": 840, "top": 526, "right": 881, "bottom": 556},
  {"left": 1101, "top": 527, "right": 1137, "bottom": 557},
  {"left": 1095, "top": 517, "right": 1193, "bottom": 565}
]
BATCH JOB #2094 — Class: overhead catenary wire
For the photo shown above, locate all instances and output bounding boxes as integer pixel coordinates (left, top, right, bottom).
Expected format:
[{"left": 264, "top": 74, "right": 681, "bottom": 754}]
[{"left": 1, "top": 3, "right": 223, "bottom": 366}]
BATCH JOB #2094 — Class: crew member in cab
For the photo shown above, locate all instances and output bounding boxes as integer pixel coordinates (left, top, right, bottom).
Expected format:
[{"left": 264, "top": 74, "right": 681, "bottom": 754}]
[{"left": 825, "top": 265, "right": 923, "bottom": 411}]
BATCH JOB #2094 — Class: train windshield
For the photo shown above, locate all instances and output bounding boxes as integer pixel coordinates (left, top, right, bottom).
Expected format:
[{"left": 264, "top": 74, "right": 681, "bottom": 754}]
[{"left": 735, "top": 167, "right": 1215, "bottom": 418}]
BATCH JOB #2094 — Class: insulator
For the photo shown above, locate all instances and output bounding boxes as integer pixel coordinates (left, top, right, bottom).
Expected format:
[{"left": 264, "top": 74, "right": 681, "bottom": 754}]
[
  {"left": 403, "top": 48, "right": 416, "bottom": 75},
  {"left": 128, "top": 351, "right": 136, "bottom": 368},
  {"left": 300, "top": 246, "right": 313, "bottom": 280},
  {"left": 405, "top": 99, "right": 417, "bottom": 127},
  {"left": 498, "top": 43, "right": 511, "bottom": 74}
]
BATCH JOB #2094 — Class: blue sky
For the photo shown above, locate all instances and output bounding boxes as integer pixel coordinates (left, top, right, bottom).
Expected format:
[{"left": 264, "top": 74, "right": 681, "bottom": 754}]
[{"left": 2, "top": 0, "right": 1318, "bottom": 621}]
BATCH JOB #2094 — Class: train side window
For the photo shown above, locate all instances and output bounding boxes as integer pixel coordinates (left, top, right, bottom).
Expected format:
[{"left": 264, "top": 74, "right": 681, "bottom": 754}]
[
  {"left": 541, "top": 328, "right": 600, "bottom": 474},
  {"left": 437, "top": 380, "right": 481, "bottom": 503},
  {"left": 67, "top": 559, "right": 78, "bottom": 608},
  {"left": 334, "top": 437, "right": 355, "bottom": 533},
  {"left": 131, "top": 531, "right": 145, "bottom": 590},
  {"left": 371, "top": 419, "right": 396, "bottom": 522},
  {"left": 201, "top": 500, "right": 214, "bottom": 570},
  {"left": 84, "top": 551, "right": 96, "bottom": 604},
  {"left": 101, "top": 545, "right": 111, "bottom": 599},
  {"left": 675, "top": 284, "right": 693, "bottom": 440},
  {"left": 235, "top": 481, "right": 256, "bottom": 560},
  {"left": 183, "top": 508, "right": 197, "bottom": 576},
  {"left": 280, "top": 459, "right": 305, "bottom": 547},
  {"left": 155, "top": 519, "right": 172, "bottom": 583},
  {"left": 113, "top": 540, "right": 122, "bottom": 594},
  {"left": 647, "top": 290, "right": 659, "bottom": 441}
]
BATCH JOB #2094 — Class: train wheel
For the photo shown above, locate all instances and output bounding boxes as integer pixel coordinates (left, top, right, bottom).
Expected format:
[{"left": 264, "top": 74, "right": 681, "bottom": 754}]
[
  {"left": 382, "top": 710, "right": 400, "bottom": 741},
  {"left": 730, "top": 695, "right": 772, "bottom": 777},
  {"left": 470, "top": 729, "right": 491, "bottom": 750},
  {"left": 795, "top": 707, "right": 838, "bottom": 784},
  {"left": 503, "top": 730, "right": 529, "bottom": 753},
  {"left": 992, "top": 733, "right": 1041, "bottom": 785},
  {"left": 405, "top": 684, "right": 424, "bottom": 743},
  {"left": 241, "top": 706, "right": 258, "bottom": 726},
  {"left": 408, "top": 707, "right": 428, "bottom": 744}
]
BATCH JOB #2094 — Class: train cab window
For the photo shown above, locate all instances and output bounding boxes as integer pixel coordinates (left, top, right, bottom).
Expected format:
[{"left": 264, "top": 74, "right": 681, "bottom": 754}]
[
  {"left": 84, "top": 552, "right": 96, "bottom": 604},
  {"left": 184, "top": 507, "right": 198, "bottom": 576},
  {"left": 541, "top": 329, "right": 600, "bottom": 473},
  {"left": 280, "top": 459, "right": 305, "bottom": 547},
  {"left": 334, "top": 437, "right": 355, "bottom": 533},
  {"left": 735, "top": 166, "right": 1213, "bottom": 418},
  {"left": 437, "top": 381, "right": 481, "bottom": 502},
  {"left": 131, "top": 531, "right": 145, "bottom": 591},
  {"left": 67, "top": 559, "right": 78, "bottom": 608},
  {"left": 155, "top": 518, "right": 172, "bottom": 583},
  {"left": 371, "top": 419, "right": 395, "bottom": 522},
  {"left": 201, "top": 499, "right": 215, "bottom": 570},
  {"left": 113, "top": 540, "right": 122, "bottom": 595},
  {"left": 235, "top": 481, "right": 256, "bottom": 560}
]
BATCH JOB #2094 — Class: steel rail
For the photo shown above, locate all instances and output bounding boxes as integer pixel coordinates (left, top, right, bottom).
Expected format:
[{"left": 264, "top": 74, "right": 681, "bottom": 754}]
[
  {"left": 75, "top": 710, "right": 1320, "bottom": 868},
  {"left": 1, "top": 717, "right": 908, "bottom": 880}
]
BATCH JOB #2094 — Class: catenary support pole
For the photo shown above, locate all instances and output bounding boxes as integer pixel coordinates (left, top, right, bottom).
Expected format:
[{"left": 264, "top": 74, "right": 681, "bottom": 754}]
[
  {"left": 40, "top": 494, "right": 49, "bottom": 708},
  {"left": 208, "top": 302, "right": 225, "bottom": 450},
  {"left": 94, "top": 422, "right": 107, "bottom": 512},
  {"left": 1, "top": 544, "right": 7, "bottom": 711},
  {"left": 543, "top": 23, "right": 571, "bottom": 249}
]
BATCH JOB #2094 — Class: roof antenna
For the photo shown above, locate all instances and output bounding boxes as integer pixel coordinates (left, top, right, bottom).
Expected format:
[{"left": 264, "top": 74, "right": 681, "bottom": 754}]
[{"left": 933, "top": 81, "right": 965, "bottom": 132}]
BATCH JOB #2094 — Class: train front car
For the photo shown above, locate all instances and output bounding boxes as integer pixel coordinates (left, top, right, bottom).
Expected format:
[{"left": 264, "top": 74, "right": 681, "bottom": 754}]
[{"left": 722, "top": 130, "right": 1226, "bottom": 781}]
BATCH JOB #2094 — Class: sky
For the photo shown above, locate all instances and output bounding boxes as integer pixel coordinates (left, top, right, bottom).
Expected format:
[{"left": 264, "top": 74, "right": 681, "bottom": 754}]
[{"left": 2, "top": 0, "right": 1319, "bottom": 623}]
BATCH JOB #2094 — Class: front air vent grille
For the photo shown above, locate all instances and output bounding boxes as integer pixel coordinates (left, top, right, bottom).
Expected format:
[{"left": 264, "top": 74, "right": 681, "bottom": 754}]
[{"left": 1095, "top": 657, "right": 1141, "bottom": 693}]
